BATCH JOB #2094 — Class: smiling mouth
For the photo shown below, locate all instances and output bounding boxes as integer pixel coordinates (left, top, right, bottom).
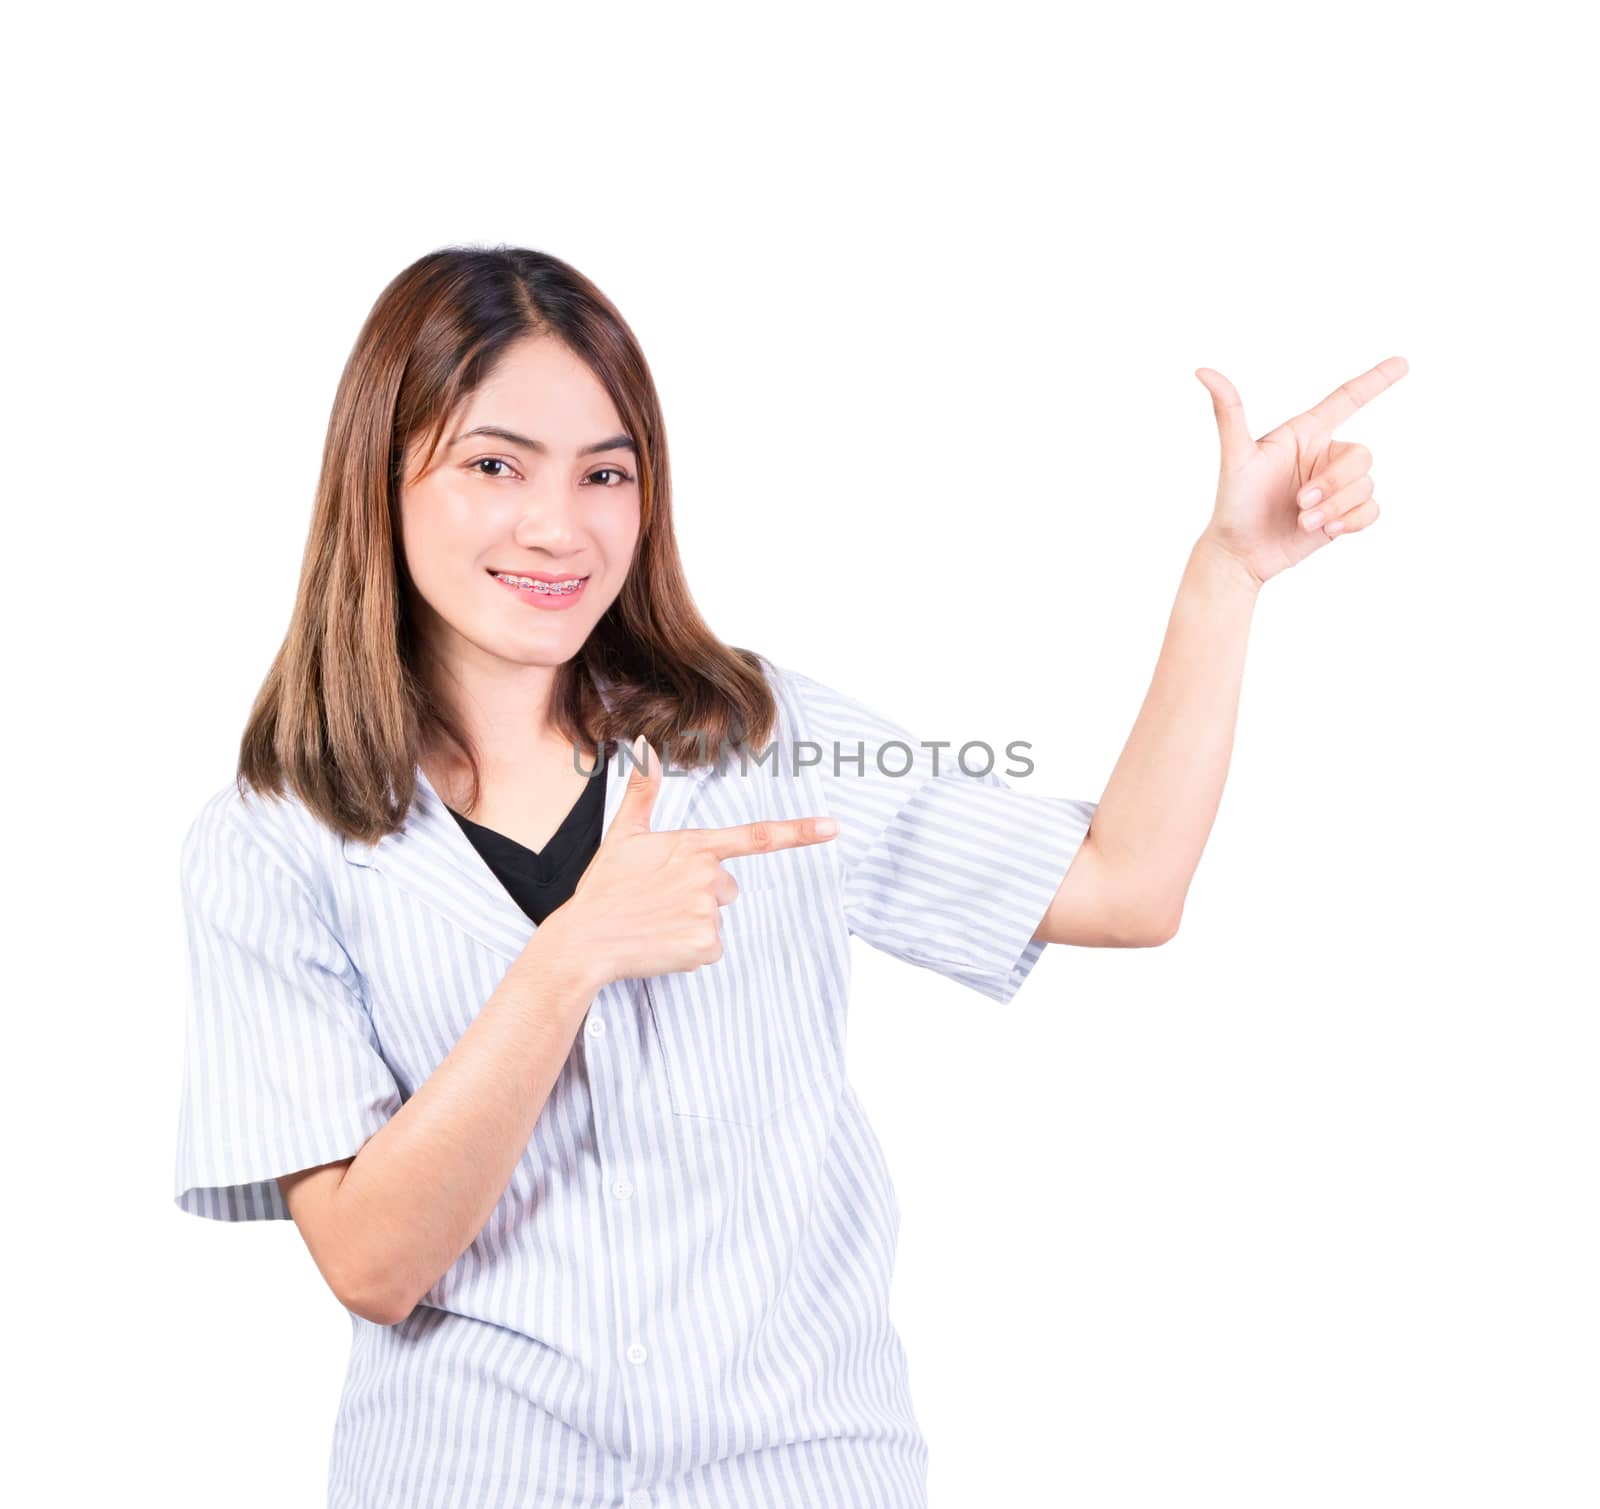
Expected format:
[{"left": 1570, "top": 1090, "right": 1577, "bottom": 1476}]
[{"left": 488, "top": 569, "right": 590, "bottom": 595}]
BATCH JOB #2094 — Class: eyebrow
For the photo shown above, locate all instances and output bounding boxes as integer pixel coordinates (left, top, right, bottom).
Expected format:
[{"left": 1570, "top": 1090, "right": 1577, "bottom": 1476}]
[{"left": 448, "top": 425, "right": 637, "bottom": 457}]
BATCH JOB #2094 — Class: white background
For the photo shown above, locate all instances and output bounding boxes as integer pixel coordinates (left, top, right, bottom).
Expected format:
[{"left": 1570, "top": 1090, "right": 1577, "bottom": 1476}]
[{"left": 6, "top": 2, "right": 1595, "bottom": 1505}]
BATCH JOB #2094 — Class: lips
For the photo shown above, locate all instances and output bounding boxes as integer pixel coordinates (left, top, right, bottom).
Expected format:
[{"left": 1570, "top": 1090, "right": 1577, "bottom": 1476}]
[
  {"left": 488, "top": 569, "right": 590, "bottom": 584},
  {"left": 489, "top": 570, "right": 592, "bottom": 610}
]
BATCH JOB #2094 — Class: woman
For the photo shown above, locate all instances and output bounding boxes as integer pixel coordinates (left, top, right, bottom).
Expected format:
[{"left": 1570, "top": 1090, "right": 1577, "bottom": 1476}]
[{"left": 173, "top": 243, "right": 1406, "bottom": 1509}]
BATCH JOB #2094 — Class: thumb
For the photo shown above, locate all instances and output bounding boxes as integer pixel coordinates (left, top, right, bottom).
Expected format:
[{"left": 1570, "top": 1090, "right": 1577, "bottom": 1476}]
[
  {"left": 1195, "top": 367, "right": 1253, "bottom": 470},
  {"left": 611, "top": 735, "right": 661, "bottom": 835}
]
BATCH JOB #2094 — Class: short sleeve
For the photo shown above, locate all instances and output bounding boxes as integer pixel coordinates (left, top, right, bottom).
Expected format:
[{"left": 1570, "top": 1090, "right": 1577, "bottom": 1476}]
[
  {"left": 173, "top": 793, "right": 404, "bottom": 1222},
  {"left": 778, "top": 664, "right": 1099, "bottom": 1004}
]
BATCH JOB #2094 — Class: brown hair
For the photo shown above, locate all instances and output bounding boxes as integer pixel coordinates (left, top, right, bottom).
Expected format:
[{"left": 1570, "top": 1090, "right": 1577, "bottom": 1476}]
[{"left": 236, "top": 244, "right": 775, "bottom": 843}]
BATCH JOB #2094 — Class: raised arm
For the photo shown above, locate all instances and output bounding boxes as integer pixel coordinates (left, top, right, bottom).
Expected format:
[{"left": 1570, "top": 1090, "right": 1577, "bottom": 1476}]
[
  {"left": 1034, "top": 535, "right": 1258, "bottom": 948},
  {"left": 1036, "top": 356, "right": 1408, "bottom": 948}
]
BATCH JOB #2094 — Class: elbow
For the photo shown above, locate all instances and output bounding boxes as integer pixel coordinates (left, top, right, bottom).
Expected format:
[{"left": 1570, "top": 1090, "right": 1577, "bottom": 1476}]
[
  {"left": 1051, "top": 840, "right": 1182, "bottom": 949},
  {"left": 1039, "top": 900, "right": 1181, "bottom": 949},
  {"left": 1138, "top": 913, "right": 1180, "bottom": 947},
  {"left": 346, "top": 1288, "right": 415, "bottom": 1329},
  {"left": 1117, "top": 901, "right": 1182, "bottom": 949},
  {"left": 1125, "top": 875, "right": 1184, "bottom": 947},
  {"left": 1138, "top": 898, "right": 1183, "bottom": 947},
  {"left": 337, "top": 1262, "right": 417, "bottom": 1328}
]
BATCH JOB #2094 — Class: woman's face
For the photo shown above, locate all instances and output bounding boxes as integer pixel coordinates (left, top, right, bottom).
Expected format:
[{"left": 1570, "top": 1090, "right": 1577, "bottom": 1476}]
[{"left": 398, "top": 334, "right": 641, "bottom": 683}]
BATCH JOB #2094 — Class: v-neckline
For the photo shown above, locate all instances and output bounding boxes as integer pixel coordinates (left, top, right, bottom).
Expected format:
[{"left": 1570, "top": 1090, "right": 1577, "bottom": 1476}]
[{"left": 445, "top": 760, "right": 606, "bottom": 878}]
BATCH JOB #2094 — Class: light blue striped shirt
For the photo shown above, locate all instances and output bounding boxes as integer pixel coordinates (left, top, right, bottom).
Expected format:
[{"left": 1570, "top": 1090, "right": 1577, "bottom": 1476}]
[{"left": 174, "top": 655, "right": 1097, "bottom": 1508}]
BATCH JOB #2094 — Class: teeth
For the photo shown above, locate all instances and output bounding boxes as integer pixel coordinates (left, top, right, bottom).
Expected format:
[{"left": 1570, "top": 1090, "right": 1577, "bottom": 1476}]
[{"left": 495, "top": 573, "right": 584, "bottom": 594}]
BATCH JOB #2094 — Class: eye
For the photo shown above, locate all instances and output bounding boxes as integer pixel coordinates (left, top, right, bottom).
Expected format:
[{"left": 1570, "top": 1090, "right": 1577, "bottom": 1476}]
[
  {"left": 470, "top": 456, "right": 519, "bottom": 479},
  {"left": 586, "top": 466, "right": 635, "bottom": 487}
]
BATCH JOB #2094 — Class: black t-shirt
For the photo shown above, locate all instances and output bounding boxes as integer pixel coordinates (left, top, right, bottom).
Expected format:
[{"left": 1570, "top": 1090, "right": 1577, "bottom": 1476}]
[{"left": 445, "top": 754, "right": 609, "bottom": 925}]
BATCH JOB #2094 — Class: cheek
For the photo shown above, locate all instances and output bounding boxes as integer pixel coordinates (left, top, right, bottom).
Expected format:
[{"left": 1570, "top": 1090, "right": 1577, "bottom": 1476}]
[
  {"left": 593, "top": 495, "right": 643, "bottom": 566},
  {"left": 400, "top": 489, "right": 497, "bottom": 596},
  {"left": 409, "top": 483, "right": 484, "bottom": 541}
]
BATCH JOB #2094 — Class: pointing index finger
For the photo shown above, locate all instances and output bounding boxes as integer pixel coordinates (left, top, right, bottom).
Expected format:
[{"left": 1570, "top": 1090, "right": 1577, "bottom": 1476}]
[
  {"left": 696, "top": 815, "right": 839, "bottom": 861},
  {"left": 1304, "top": 355, "right": 1409, "bottom": 432}
]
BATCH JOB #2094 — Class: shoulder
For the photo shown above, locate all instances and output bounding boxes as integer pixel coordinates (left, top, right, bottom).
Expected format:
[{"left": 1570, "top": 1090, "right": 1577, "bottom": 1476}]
[
  {"left": 748, "top": 655, "right": 870, "bottom": 739},
  {"left": 750, "top": 652, "right": 822, "bottom": 705},
  {"left": 746, "top": 655, "right": 832, "bottom": 762},
  {"left": 178, "top": 775, "right": 345, "bottom": 904},
  {"left": 749, "top": 655, "right": 910, "bottom": 754}
]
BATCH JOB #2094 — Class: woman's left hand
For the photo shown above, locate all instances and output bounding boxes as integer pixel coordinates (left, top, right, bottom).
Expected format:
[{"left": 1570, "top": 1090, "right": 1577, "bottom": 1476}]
[{"left": 1196, "top": 355, "right": 1409, "bottom": 587}]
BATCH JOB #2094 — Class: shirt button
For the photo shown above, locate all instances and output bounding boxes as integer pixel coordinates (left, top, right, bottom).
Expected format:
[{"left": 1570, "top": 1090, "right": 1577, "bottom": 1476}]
[
  {"left": 612, "top": 1178, "right": 634, "bottom": 1200},
  {"left": 626, "top": 1492, "right": 652, "bottom": 1509},
  {"left": 625, "top": 1342, "right": 648, "bottom": 1365},
  {"left": 586, "top": 1016, "right": 607, "bottom": 1037}
]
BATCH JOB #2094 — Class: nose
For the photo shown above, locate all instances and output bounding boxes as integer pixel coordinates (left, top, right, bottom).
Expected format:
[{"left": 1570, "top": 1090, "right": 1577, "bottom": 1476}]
[{"left": 509, "top": 483, "right": 586, "bottom": 557}]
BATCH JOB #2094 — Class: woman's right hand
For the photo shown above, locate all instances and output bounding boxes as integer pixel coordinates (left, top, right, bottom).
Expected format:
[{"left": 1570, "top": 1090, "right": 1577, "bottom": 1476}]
[{"left": 543, "top": 737, "right": 839, "bottom": 990}]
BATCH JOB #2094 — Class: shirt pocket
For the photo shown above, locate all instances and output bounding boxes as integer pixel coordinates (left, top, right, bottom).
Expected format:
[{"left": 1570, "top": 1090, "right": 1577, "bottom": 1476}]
[{"left": 641, "top": 877, "right": 837, "bottom": 1128}]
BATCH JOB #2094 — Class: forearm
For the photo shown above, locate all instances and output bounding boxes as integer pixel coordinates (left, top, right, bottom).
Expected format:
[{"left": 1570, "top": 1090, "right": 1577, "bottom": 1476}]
[
  {"left": 331, "top": 919, "right": 604, "bottom": 1323},
  {"left": 1089, "top": 530, "right": 1261, "bottom": 932}
]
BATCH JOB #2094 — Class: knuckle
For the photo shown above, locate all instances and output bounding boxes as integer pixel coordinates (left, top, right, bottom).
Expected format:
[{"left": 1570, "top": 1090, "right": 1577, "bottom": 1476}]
[{"left": 746, "top": 822, "right": 774, "bottom": 853}]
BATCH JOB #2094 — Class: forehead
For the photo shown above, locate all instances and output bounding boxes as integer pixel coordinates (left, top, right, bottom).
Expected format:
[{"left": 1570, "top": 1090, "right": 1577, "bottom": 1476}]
[{"left": 464, "top": 336, "right": 616, "bottom": 420}]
